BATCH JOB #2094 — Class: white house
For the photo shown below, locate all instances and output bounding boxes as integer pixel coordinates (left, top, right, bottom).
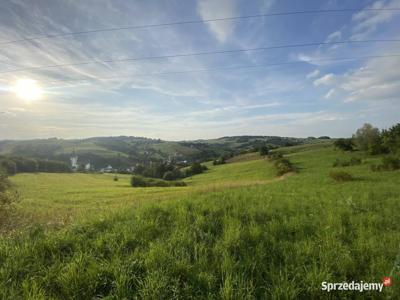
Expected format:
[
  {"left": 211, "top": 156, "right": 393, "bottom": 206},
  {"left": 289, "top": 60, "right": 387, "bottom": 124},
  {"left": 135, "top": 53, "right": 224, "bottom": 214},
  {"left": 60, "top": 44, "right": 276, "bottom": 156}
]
[
  {"left": 101, "top": 165, "right": 114, "bottom": 173},
  {"left": 85, "top": 162, "right": 92, "bottom": 171},
  {"left": 70, "top": 155, "right": 78, "bottom": 170}
]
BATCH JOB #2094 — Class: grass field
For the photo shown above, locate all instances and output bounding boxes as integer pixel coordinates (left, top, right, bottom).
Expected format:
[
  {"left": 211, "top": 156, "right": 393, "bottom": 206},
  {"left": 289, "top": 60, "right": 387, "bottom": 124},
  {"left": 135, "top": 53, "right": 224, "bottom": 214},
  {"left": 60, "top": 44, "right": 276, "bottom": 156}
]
[{"left": 1, "top": 143, "right": 400, "bottom": 298}]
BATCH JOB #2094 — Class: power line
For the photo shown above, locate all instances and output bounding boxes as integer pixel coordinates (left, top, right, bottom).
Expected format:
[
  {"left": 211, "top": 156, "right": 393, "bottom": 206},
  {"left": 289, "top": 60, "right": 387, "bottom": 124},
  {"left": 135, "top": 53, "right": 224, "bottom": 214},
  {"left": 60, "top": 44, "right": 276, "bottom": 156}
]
[
  {"left": 2, "top": 39, "right": 400, "bottom": 74},
  {"left": 42, "top": 53, "right": 400, "bottom": 85},
  {"left": 1, "top": 8, "right": 399, "bottom": 46}
]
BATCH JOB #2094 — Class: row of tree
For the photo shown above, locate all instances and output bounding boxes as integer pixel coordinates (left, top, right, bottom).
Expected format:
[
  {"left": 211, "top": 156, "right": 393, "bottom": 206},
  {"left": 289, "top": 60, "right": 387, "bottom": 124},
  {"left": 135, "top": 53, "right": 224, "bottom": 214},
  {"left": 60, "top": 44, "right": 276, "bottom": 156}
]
[
  {"left": 133, "top": 161, "right": 208, "bottom": 181},
  {"left": 0, "top": 156, "right": 71, "bottom": 175},
  {"left": 334, "top": 123, "right": 400, "bottom": 155}
]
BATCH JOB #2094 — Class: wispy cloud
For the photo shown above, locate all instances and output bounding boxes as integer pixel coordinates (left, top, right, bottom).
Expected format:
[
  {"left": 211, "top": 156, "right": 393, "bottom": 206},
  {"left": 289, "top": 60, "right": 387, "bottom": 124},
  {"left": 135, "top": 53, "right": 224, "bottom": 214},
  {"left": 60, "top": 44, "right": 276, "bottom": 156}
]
[
  {"left": 306, "top": 69, "right": 320, "bottom": 79},
  {"left": 197, "top": 0, "right": 237, "bottom": 43},
  {"left": 351, "top": 0, "right": 400, "bottom": 39},
  {"left": 313, "top": 73, "right": 335, "bottom": 86}
]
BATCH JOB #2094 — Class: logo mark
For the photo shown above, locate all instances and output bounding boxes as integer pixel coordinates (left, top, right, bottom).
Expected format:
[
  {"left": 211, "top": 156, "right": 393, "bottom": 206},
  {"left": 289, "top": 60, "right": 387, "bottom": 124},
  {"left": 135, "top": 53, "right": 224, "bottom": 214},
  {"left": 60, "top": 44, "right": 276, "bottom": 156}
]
[{"left": 383, "top": 277, "right": 392, "bottom": 287}]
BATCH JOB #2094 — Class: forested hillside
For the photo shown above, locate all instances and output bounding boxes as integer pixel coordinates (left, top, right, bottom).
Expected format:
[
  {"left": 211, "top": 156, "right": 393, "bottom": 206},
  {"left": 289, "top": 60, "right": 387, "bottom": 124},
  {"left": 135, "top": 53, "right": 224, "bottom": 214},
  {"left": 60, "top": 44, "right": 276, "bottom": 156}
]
[{"left": 0, "top": 135, "right": 311, "bottom": 169}]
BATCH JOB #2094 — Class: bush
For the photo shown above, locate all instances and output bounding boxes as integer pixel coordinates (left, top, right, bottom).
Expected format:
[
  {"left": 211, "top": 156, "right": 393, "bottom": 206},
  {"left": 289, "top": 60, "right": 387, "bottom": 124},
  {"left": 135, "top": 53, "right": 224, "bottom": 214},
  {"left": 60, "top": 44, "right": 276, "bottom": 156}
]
[
  {"left": 0, "top": 175, "right": 11, "bottom": 204},
  {"left": 350, "top": 157, "right": 362, "bottom": 165},
  {"left": 334, "top": 138, "right": 354, "bottom": 151},
  {"left": 268, "top": 152, "right": 283, "bottom": 161},
  {"left": 185, "top": 163, "right": 208, "bottom": 177},
  {"left": 131, "top": 175, "right": 186, "bottom": 188},
  {"left": 259, "top": 145, "right": 269, "bottom": 156},
  {"left": 371, "top": 156, "right": 400, "bottom": 172},
  {"left": 0, "top": 174, "right": 19, "bottom": 227},
  {"left": 382, "top": 123, "right": 400, "bottom": 154},
  {"left": 273, "top": 158, "right": 295, "bottom": 176},
  {"left": 329, "top": 171, "right": 354, "bottom": 182},
  {"left": 0, "top": 159, "right": 17, "bottom": 175},
  {"left": 163, "top": 171, "right": 175, "bottom": 181},
  {"left": 113, "top": 176, "right": 119, "bottom": 181},
  {"left": 332, "top": 157, "right": 362, "bottom": 167},
  {"left": 212, "top": 156, "right": 226, "bottom": 166},
  {"left": 130, "top": 175, "right": 147, "bottom": 187}
]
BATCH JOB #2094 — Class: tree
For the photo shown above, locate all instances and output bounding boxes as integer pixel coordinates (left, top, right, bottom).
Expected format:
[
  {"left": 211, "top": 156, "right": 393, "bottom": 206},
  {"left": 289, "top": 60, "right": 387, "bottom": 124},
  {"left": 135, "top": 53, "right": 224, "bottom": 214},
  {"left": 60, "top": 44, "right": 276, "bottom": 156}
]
[
  {"left": 163, "top": 171, "right": 175, "bottom": 181},
  {"left": 382, "top": 123, "right": 400, "bottom": 154},
  {"left": 259, "top": 145, "right": 269, "bottom": 156},
  {"left": 334, "top": 138, "right": 354, "bottom": 151},
  {"left": 352, "top": 123, "right": 382, "bottom": 154},
  {"left": 0, "top": 159, "right": 17, "bottom": 175},
  {"left": 130, "top": 175, "right": 147, "bottom": 187},
  {"left": 190, "top": 162, "right": 204, "bottom": 175}
]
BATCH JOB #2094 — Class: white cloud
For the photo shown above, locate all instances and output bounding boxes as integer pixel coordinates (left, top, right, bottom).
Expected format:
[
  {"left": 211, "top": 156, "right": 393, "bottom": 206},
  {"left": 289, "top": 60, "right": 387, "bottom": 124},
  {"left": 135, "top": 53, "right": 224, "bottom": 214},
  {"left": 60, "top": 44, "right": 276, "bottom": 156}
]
[
  {"left": 324, "top": 88, "right": 336, "bottom": 99},
  {"left": 313, "top": 73, "right": 335, "bottom": 86},
  {"left": 351, "top": 0, "right": 399, "bottom": 39},
  {"left": 197, "top": 0, "right": 236, "bottom": 43},
  {"left": 340, "top": 55, "right": 400, "bottom": 102},
  {"left": 306, "top": 69, "right": 320, "bottom": 79},
  {"left": 326, "top": 30, "right": 342, "bottom": 42}
]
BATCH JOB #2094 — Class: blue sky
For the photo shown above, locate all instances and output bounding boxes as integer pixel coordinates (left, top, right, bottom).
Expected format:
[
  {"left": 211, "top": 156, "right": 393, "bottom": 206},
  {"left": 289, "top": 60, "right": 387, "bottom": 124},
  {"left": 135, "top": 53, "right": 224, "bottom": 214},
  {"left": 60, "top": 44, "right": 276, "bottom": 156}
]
[{"left": 0, "top": 0, "right": 399, "bottom": 140}]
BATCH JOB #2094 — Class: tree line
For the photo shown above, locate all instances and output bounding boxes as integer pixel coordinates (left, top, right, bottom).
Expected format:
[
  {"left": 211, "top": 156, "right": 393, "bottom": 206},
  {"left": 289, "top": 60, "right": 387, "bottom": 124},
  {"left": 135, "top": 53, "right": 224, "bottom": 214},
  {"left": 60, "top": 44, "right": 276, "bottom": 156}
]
[
  {"left": 0, "top": 156, "right": 71, "bottom": 175},
  {"left": 132, "top": 161, "right": 208, "bottom": 181},
  {"left": 334, "top": 123, "right": 400, "bottom": 155}
]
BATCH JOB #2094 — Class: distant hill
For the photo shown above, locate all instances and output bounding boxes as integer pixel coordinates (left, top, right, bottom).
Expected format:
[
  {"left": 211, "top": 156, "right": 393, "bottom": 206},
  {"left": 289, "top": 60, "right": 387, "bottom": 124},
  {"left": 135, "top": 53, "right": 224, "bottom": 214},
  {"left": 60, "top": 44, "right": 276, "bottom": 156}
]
[{"left": 0, "top": 135, "right": 320, "bottom": 169}]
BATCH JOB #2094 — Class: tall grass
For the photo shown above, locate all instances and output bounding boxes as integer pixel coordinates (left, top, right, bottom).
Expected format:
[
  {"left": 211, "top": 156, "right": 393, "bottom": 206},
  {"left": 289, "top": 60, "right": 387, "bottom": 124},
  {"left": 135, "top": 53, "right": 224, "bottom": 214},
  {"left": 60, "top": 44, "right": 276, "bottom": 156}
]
[{"left": 1, "top": 144, "right": 399, "bottom": 298}]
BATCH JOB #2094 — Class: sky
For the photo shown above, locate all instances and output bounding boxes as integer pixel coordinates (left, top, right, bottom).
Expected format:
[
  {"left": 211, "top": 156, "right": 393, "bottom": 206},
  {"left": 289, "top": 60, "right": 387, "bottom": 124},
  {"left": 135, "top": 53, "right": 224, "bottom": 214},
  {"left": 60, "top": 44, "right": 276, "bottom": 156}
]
[{"left": 0, "top": 0, "right": 399, "bottom": 140}]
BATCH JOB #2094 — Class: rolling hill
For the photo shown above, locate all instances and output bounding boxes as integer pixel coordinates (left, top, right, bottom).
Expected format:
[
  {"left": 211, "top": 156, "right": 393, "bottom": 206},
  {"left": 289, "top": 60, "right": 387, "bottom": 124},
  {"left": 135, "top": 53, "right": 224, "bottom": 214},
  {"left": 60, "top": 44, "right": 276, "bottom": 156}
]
[{"left": 0, "top": 135, "right": 314, "bottom": 169}]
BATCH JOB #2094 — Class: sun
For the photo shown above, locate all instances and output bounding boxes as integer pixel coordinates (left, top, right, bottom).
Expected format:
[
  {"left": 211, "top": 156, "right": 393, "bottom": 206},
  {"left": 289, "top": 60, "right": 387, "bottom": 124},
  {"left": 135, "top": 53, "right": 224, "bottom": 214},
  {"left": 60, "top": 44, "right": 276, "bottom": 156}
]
[{"left": 13, "top": 79, "right": 43, "bottom": 102}]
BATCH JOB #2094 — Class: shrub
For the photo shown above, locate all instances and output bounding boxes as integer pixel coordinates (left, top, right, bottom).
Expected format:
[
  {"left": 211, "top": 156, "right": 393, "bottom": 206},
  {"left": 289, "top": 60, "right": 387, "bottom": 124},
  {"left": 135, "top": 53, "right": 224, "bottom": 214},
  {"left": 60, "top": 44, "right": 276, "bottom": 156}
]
[
  {"left": 268, "top": 152, "right": 283, "bottom": 161},
  {"left": 163, "top": 171, "right": 175, "bottom": 181},
  {"left": 350, "top": 157, "right": 362, "bottom": 165},
  {"left": 334, "top": 138, "right": 354, "bottom": 151},
  {"left": 371, "top": 156, "right": 400, "bottom": 172},
  {"left": 212, "top": 156, "right": 226, "bottom": 166},
  {"left": 333, "top": 159, "right": 349, "bottom": 167},
  {"left": 130, "top": 175, "right": 147, "bottom": 187},
  {"left": 273, "top": 158, "right": 295, "bottom": 176},
  {"left": 381, "top": 156, "right": 400, "bottom": 170},
  {"left": 0, "top": 159, "right": 17, "bottom": 175},
  {"left": 382, "top": 123, "right": 400, "bottom": 154},
  {"left": 185, "top": 163, "right": 208, "bottom": 177},
  {"left": 131, "top": 175, "right": 186, "bottom": 188},
  {"left": 0, "top": 175, "right": 11, "bottom": 204},
  {"left": 0, "top": 174, "right": 19, "bottom": 227},
  {"left": 332, "top": 157, "right": 361, "bottom": 167},
  {"left": 113, "top": 176, "right": 119, "bottom": 181},
  {"left": 329, "top": 171, "right": 354, "bottom": 182},
  {"left": 259, "top": 145, "right": 269, "bottom": 156}
]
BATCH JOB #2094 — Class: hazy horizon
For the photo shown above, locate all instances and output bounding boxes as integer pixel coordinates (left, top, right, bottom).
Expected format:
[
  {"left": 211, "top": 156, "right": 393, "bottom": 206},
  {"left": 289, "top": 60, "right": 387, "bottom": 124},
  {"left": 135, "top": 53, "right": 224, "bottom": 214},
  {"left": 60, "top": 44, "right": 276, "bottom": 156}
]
[{"left": 0, "top": 132, "right": 342, "bottom": 142}]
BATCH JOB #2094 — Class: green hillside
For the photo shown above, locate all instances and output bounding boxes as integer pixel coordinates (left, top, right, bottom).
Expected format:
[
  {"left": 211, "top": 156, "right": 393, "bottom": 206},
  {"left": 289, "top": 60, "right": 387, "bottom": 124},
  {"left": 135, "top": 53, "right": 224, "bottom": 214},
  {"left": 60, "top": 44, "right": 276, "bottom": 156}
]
[
  {"left": 0, "top": 135, "right": 312, "bottom": 169},
  {"left": 1, "top": 142, "right": 399, "bottom": 298}
]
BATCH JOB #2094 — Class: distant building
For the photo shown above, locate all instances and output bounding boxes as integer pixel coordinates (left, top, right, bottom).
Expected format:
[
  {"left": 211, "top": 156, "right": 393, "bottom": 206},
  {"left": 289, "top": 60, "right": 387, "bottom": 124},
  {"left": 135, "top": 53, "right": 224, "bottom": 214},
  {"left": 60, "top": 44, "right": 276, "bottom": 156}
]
[
  {"left": 126, "top": 166, "right": 135, "bottom": 173},
  {"left": 101, "top": 165, "right": 114, "bottom": 173},
  {"left": 85, "top": 162, "right": 92, "bottom": 171},
  {"left": 70, "top": 151, "right": 78, "bottom": 171}
]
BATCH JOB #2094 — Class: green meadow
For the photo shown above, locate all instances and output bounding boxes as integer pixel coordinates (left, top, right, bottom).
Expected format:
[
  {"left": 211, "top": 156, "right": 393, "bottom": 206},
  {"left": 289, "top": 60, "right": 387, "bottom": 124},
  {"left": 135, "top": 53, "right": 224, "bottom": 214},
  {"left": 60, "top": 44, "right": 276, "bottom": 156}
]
[{"left": 1, "top": 142, "right": 400, "bottom": 299}]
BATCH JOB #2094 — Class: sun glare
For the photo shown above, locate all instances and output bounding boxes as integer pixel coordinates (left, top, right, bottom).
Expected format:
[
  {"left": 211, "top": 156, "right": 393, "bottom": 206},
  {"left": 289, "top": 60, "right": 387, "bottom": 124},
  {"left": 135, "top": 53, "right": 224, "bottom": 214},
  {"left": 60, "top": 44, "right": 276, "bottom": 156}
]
[{"left": 13, "top": 79, "right": 43, "bottom": 102}]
